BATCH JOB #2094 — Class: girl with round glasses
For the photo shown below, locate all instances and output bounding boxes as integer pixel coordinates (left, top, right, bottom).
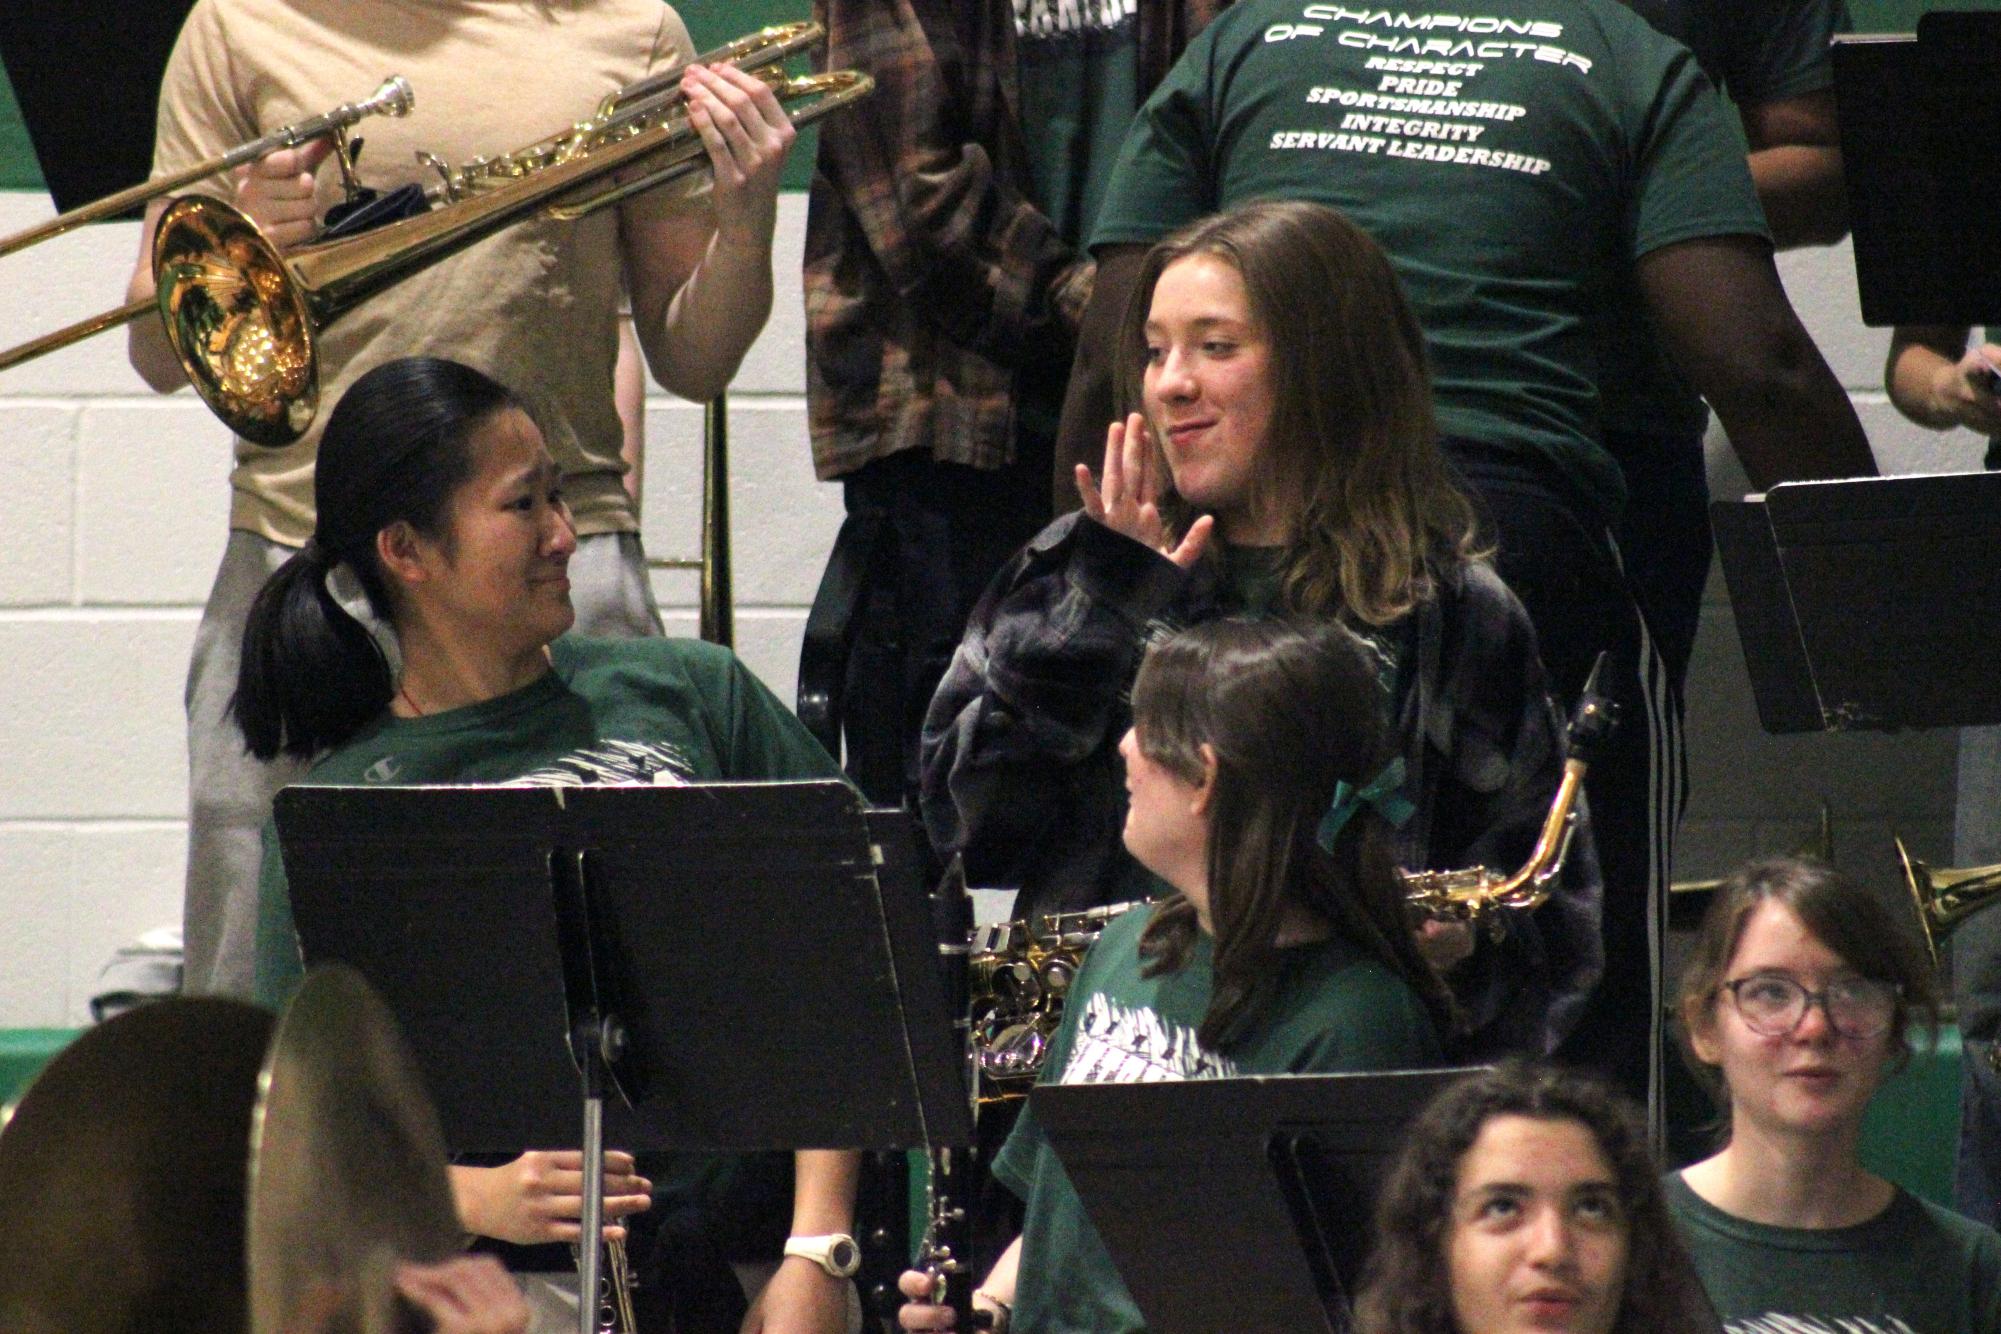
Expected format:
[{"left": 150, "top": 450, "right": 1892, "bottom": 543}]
[{"left": 1669, "top": 855, "right": 2001, "bottom": 1332}]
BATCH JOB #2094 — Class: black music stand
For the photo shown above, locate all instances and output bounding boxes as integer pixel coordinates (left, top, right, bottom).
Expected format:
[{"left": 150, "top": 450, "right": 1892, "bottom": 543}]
[
  {"left": 1033, "top": 1067, "right": 1479, "bottom": 1334},
  {"left": 274, "top": 780, "right": 973, "bottom": 1334},
  {"left": 0, "top": 0, "right": 196, "bottom": 209},
  {"left": 1834, "top": 14, "right": 2001, "bottom": 327},
  {"left": 1711, "top": 473, "right": 2001, "bottom": 734}
]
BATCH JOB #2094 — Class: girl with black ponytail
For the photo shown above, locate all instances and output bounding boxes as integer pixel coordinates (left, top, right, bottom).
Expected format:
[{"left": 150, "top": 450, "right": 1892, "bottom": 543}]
[
  {"left": 235, "top": 356, "right": 508, "bottom": 761},
  {"left": 237, "top": 357, "right": 857, "bottom": 1333},
  {"left": 898, "top": 617, "right": 1449, "bottom": 1334}
]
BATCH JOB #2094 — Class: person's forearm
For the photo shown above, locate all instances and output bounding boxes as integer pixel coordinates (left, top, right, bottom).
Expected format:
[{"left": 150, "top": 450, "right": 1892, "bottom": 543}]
[
  {"left": 126, "top": 204, "right": 187, "bottom": 391},
  {"left": 1889, "top": 339, "right": 1966, "bottom": 431},
  {"left": 448, "top": 1163, "right": 496, "bottom": 1237},
  {"left": 1639, "top": 237, "right": 1874, "bottom": 489},
  {"left": 614, "top": 317, "right": 646, "bottom": 504},
  {"left": 1712, "top": 350, "right": 1874, "bottom": 490},
  {"left": 791, "top": 1149, "right": 859, "bottom": 1235},
  {"left": 978, "top": 1235, "right": 1023, "bottom": 1308},
  {"left": 1748, "top": 144, "right": 1847, "bottom": 250},
  {"left": 638, "top": 224, "right": 774, "bottom": 402},
  {"left": 1880, "top": 324, "right": 1992, "bottom": 434},
  {"left": 126, "top": 278, "right": 187, "bottom": 391}
]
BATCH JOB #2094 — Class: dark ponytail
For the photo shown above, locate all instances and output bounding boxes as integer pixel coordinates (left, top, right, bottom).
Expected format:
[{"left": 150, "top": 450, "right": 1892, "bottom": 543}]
[{"left": 232, "top": 358, "right": 526, "bottom": 760}]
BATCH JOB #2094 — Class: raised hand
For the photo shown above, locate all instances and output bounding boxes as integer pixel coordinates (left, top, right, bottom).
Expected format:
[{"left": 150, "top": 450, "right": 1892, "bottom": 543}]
[{"left": 1075, "top": 412, "right": 1213, "bottom": 569}]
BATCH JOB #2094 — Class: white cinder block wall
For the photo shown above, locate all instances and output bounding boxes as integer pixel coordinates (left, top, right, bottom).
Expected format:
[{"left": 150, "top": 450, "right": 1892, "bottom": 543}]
[{"left": 0, "top": 188, "right": 1979, "bottom": 1026}]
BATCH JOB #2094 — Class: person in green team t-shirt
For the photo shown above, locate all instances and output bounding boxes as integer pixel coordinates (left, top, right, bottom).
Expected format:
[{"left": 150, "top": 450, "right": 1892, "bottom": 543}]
[
  {"left": 231, "top": 357, "right": 857, "bottom": 1334},
  {"left": 903, "top": 616, "right": 1451, "bottom": 1333},
  {"left": 1669, "top": 857, "right": 2001, "bottom": 1334}
]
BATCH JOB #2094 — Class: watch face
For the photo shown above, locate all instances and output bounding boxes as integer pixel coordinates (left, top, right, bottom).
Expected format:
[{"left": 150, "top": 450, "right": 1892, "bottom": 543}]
[{"left": 828, "top": 1237, "right": 860, "bottom": 1276}]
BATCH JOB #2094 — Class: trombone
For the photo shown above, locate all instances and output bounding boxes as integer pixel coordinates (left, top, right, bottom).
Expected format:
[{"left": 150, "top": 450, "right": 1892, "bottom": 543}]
[
  {"left": 0, "top": 21, "right": 868, "bottom": 447},
  {"left": 424, "top": 21, "right": 822, "bottom": 205},
  {"left": 0, "top": 22, "right": 869, "bottom": 648},
  {"left": 1898, "top": 835, "right": 2001, "bottom": 966}
]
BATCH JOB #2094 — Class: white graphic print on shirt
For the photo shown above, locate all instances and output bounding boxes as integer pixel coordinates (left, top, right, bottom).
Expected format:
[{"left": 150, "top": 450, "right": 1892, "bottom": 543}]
[
  {"left": 1016, "top": 0, "right": 1136, "bottom": 38},
  {"left": 1727, "top": 1318, "right": 1915, "bottom": 1334},
  {"left": 511, "top": 739, "right": 694, "bottom": 788},
  {"left": 1058, "top": 991, "right": 1240, "bottom": 1084}
]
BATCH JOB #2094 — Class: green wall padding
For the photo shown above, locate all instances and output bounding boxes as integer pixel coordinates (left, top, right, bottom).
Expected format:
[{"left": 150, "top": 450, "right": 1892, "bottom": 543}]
[
  {"left": 0, "top": 1028, "right": 79, "bottom": 1107},
  {"left": 0, "top": 62, "right": 40, "bottom": 191},
  {"left": 0, "top": 0, "right": 822, "bottom": 196}
]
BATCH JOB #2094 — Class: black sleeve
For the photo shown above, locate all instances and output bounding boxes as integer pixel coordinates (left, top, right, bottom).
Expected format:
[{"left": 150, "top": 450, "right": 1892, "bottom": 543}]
[{"left": 918, "top": 514, "right": 1190, "bottom": 913}]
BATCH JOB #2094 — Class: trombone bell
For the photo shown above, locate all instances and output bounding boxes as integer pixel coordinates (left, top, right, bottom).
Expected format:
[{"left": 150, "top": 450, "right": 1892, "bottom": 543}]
[
  {"left": 1898, "top": 834, "right": 2001, "bottom": 965},
  {"left": 153, "top": 196, "right": 320, "bottom": 447}
]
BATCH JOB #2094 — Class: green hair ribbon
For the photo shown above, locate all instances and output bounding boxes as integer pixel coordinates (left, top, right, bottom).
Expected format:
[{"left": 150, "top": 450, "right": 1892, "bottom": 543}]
[{"left": 1315, "top": 756, "right": 1414, "bottom": 852}]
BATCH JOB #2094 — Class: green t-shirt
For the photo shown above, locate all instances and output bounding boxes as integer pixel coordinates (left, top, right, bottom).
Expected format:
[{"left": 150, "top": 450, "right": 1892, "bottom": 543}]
[
  {"left": 1013, "top": 1, "right": 1144, "bottom": 435},
  {"left": 1014, "top": 1, "right": 1145, "bottom": 251},
  {"left": 253, "top": 634, "right": 840, "bottom": 1007},
  {"left": 994, "top": 905, "right": 1442, "bottom": 1333},
  {"left": 1090, "top": 0, "right": 1770, "bottom": 526},
  {"left": 1667, "top": 1172, "right": 2001, "bottom": 1334},
  {"left": 250, "top": 635, "right": 839, "bottom": 1268}
]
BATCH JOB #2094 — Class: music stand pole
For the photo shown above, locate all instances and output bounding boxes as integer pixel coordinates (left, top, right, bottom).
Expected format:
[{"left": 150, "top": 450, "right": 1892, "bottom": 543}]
[
  {"left": 577, "top": 1047, "right": 604, "bottom": 1334},
  {"left": 553, "top": 846, "right": 624, "bottom": 1334}
]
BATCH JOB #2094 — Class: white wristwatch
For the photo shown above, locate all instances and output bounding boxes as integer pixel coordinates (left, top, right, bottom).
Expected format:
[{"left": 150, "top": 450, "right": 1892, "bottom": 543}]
[{"left": 783, "top": 1232, "right": 862, "bottom": 1278}]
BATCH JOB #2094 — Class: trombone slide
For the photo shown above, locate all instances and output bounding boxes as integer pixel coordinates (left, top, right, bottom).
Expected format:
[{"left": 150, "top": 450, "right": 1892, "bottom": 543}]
[{"left": 0, "top": 76, "right": 412, "bottom": 262}]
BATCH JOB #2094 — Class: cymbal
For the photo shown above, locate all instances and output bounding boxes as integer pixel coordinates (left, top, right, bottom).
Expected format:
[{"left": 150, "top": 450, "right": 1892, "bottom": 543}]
[
  {"left": 0, "top": 996, "right": 276, "bottom": 1334},
  {"left": 249, "top": 964, "right": 462, "bottom": 1334}
]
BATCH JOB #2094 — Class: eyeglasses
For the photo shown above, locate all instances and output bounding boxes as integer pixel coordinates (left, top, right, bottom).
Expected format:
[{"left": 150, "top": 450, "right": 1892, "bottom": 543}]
[{"left": 1719, "top": 973, "right": 1901, "bottom": 1040}]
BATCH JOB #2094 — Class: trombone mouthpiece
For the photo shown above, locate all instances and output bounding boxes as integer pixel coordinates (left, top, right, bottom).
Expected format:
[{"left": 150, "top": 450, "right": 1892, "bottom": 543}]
[{"left": 369, "top": 76, "right": 415, "bottom": 118}]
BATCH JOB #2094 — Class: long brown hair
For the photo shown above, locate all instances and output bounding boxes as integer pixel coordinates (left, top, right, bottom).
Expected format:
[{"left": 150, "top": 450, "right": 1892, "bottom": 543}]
[
  {"left": 1675, "top": 855, "right": 1940, "bottom": 1115},
  {"left": 1112, "top": 200, "right": 1482, "bottom": 626},
  {"left": 1354, "top": 1061, "right": 1707, "bottom": 1334},
  {"left": 1131, "top": 618, "right": 1455, "bottom": 1049}
]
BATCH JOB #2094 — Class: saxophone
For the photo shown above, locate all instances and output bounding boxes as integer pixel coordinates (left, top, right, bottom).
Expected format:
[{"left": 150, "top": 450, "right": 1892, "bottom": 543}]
[
  {"left": 967, "top": 903, "right": 1147, "bottom": 1105},
  {"left": 1399, "top": 652, "right": 1619, "bottom": 937},
  {"left": 960, "top": 659, "right": 1619, "bottom": 1089}
]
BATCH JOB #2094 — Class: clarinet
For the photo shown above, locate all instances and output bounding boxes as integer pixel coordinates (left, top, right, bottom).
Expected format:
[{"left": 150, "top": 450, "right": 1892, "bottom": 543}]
[{"left": 916, "top": 859, "right": 990, "bottom": 1328}]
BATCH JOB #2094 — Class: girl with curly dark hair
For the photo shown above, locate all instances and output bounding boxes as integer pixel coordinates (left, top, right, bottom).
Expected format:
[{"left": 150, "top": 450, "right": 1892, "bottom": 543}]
[{"left": 1355, "top": 1061, "right": 1714, "bottom": 1334}]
